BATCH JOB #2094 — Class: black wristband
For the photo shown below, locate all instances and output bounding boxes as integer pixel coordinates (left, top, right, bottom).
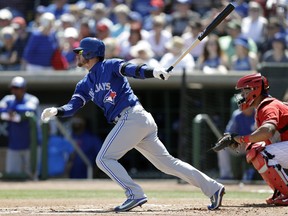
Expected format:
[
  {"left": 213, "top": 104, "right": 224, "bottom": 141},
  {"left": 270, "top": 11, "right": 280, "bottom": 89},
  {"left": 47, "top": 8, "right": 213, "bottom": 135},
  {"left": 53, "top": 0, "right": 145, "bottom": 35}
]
[
  {"left": 120, "top": 62, "right": 131, "bottom": 76},
  {"left": 56, "top": 107, "right": 65, "bottom": 117},
  {"left": 144, "top": 67, "right": 154, "bottom": 78},
  {"left": 135, "top": 64, "right": 145, "bottom": 78}
]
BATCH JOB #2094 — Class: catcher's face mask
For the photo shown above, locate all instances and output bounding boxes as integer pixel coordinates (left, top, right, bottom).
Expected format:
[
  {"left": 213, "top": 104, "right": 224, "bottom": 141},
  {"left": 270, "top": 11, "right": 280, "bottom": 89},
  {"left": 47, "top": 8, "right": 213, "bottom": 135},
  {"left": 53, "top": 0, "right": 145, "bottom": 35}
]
[
  {"left": 234, "top": 87, "right": 259, "bottom": 111},
  {"left": 235, "top": 73, "right": 269, "bottom": 111}
]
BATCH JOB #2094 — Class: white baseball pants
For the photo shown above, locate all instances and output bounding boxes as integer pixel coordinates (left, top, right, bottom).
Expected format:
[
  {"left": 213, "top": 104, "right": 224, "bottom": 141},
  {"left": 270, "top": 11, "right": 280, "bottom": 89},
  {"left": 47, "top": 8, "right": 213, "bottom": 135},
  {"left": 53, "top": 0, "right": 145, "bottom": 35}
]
[{"left": 96, "top": 105, "right": 223, "bottom": 199}]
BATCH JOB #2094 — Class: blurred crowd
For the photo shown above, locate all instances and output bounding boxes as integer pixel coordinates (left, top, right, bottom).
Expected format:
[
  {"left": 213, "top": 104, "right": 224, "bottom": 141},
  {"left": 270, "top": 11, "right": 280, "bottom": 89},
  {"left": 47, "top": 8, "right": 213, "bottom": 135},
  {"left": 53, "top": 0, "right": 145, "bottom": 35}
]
[{"left": 0, "top": 0, "right": 287, "bottom": 73}]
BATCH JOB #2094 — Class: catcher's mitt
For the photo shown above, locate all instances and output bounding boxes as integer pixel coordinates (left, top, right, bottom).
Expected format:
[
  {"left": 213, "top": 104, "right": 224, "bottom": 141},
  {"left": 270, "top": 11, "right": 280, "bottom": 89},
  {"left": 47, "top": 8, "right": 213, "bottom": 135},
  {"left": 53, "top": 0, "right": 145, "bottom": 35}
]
[{"left": 211, "top": 133, "right": 239, "bottom": 152}]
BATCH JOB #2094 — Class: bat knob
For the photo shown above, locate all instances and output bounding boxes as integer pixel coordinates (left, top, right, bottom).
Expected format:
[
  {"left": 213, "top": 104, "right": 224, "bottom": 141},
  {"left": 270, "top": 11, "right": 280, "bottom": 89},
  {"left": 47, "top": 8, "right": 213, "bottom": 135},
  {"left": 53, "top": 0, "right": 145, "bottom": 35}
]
[{"left": 166, "top": 66, "right": 174, "bottom": 73}]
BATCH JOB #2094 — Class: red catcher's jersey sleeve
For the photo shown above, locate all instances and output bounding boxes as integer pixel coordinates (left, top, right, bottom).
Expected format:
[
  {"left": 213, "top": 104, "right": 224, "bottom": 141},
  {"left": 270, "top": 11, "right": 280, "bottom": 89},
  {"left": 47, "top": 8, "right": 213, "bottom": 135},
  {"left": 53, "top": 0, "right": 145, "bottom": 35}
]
[{"left": 256, "top": 97, "right": 288, "bottom": 143}]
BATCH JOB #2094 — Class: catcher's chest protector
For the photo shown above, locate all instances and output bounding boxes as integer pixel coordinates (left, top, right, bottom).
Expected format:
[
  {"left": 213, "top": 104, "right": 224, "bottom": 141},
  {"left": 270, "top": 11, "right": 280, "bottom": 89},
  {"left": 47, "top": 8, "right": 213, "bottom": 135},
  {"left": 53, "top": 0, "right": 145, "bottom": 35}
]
[{"left": 247, "top": 147, "right": 288, "bottom": 195}]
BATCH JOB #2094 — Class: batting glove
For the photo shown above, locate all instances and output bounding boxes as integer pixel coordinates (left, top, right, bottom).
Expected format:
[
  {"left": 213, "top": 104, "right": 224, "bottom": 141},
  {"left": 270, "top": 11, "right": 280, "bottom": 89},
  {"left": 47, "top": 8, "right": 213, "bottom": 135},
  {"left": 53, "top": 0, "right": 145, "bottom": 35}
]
[
  {"left": 41, "top": 107, "right": 58, "bottom": 122},
  {"left": 153, "top": 68, "right": 170, "bottom": 80}
]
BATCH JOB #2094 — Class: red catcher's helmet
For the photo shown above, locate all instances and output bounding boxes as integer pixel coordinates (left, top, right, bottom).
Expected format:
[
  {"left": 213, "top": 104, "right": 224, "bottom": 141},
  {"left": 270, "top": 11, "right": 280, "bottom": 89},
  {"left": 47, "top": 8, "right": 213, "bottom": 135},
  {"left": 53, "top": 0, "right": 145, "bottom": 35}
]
[{"left": 235, "top": 73, "right": 269, "bottom": 110}]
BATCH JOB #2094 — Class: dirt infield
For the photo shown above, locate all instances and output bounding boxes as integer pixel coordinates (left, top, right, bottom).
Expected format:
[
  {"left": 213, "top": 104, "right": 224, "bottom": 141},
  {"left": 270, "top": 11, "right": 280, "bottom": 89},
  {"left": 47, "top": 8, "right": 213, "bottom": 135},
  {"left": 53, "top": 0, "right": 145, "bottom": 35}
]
[{"left": 0, "top": 179, "right": 287, "bottom": 216}]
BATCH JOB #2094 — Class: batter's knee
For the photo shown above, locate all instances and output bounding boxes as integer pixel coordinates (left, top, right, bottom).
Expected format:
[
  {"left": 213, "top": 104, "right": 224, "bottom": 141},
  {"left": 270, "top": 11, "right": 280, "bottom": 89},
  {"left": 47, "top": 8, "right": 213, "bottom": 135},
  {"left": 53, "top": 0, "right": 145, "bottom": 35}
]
[{"left": 95, "top": 154, "right": 105, "bottom": 171}]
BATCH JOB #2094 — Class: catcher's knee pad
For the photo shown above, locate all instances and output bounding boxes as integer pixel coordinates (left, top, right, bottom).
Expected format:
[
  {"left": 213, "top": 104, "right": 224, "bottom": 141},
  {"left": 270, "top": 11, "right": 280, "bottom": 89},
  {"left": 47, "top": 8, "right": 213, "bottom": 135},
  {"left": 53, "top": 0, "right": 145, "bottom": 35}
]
[{"left": 248, "top": 148, "right": 288, "bottom": 195}]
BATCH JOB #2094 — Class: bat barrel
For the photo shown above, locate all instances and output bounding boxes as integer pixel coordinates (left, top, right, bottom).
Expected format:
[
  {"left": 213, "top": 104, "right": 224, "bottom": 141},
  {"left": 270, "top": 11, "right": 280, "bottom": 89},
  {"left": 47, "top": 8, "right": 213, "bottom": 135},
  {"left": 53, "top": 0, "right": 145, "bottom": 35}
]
[
  {"left": 166, "top": 3, "right": 235, "bottom": 74},
  {"left": 198, "top": 3, "right": 235, "bottom": 41}
]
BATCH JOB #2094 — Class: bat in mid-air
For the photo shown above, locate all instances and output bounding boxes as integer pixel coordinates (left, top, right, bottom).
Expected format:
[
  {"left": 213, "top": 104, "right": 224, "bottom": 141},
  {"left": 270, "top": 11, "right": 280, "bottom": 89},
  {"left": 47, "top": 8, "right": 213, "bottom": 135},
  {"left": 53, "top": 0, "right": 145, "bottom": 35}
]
[{"left": 166, "top": 3, "right": 235, "bottom": 73}]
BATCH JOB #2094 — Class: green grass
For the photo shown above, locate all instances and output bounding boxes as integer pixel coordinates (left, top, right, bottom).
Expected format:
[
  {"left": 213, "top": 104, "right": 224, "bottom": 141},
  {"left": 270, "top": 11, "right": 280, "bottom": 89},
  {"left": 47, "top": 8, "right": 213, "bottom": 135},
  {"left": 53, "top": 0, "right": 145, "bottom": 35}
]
[
  {"left": 0, "top": 189, "right": 270, "bottom": 200},
  {"left": 0, "top": 190, "right": 121, "bottom": 199}
]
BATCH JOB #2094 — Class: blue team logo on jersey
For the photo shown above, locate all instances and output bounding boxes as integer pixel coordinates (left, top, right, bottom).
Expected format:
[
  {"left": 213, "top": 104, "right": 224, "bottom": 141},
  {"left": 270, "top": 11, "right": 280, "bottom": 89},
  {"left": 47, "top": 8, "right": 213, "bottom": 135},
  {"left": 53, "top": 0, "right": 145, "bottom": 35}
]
[{"left": 103, "top": 89, "right": 117, "bottom": 105}]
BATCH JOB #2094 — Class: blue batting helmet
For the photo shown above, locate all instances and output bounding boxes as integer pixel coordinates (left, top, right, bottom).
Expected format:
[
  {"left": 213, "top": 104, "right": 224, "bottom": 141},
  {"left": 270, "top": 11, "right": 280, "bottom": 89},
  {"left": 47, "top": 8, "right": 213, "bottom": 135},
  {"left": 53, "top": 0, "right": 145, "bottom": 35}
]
[{"left": 73, "top": 37, "right": 105, "bottom": 59}]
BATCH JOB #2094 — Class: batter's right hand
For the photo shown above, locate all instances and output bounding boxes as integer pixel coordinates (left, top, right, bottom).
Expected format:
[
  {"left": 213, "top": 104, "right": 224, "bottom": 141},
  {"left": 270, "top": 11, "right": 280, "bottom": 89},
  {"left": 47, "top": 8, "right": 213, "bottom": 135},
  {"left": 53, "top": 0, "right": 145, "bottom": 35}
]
[
  {"left": 153, "top": 68, "right": 170, "bottom": 80},
  {"left": 41, "top": 107, "right": 58, "bottom": 122}
]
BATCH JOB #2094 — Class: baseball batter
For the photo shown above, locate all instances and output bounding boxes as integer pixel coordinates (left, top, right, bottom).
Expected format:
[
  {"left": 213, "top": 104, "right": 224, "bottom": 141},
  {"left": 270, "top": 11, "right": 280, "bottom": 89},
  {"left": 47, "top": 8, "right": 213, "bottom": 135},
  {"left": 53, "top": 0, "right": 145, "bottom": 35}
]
[
  {"left": 214, "top": 73, "right": 288, "bottom": 206},
  {"left": 41, "top": 37, "right": 225, "bottom": 212}
]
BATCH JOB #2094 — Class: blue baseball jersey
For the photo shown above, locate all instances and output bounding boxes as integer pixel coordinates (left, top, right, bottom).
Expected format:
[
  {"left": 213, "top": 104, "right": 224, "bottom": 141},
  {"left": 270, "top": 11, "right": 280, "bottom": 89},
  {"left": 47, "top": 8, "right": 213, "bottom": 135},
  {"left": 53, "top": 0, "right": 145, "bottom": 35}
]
[
  {"left": 0, "top": 93, "right": 40, "bottom": 150},
  {"left": 59, "top": 59, "right": 151, "bottom": 123},
  {"left": 225, "top": 109, "right": 255, "bottom": 135}
]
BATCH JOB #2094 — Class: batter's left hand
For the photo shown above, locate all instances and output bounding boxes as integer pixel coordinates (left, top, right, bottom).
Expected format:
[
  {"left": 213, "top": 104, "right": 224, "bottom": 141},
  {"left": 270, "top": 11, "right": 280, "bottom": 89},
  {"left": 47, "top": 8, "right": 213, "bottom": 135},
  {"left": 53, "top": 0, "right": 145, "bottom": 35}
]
[
  {"left": 153, "top": 68, "right": 170, "bottom": 80},
  {"left": 41, "top": 107, "right": 58, "bottom": 122}
]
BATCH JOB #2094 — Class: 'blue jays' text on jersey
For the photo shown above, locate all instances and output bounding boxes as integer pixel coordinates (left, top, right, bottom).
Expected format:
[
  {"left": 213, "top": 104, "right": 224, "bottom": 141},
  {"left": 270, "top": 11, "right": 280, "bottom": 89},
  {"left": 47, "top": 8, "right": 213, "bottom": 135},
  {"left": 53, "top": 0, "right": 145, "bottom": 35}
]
[{"left": 58, "top": 59, "right": 152, "bottom": 123}]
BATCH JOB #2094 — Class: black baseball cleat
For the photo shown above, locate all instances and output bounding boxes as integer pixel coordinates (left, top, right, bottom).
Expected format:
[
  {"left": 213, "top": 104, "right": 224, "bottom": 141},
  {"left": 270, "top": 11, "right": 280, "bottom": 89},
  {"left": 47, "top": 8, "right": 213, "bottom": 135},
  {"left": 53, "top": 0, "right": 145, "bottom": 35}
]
[
  {"left": 207, "top": 186, "right": 225, "bottom": 210},
  {"left": 114, "top": 197, "right": 147, "bottom": 212}
]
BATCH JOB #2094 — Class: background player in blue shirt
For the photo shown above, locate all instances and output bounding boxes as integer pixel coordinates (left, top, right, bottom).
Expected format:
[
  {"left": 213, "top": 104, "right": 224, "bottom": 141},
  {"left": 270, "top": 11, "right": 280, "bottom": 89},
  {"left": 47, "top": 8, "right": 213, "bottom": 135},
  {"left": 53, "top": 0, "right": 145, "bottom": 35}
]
[
  {"left": 217, "top": 107, "right": 256, "bottom": 180},
  {"left": 41, "top": 37, "right": 225, "bottom": 212},
  {"left": 0, "top": 76, "right": 40, "bottom": 179}
]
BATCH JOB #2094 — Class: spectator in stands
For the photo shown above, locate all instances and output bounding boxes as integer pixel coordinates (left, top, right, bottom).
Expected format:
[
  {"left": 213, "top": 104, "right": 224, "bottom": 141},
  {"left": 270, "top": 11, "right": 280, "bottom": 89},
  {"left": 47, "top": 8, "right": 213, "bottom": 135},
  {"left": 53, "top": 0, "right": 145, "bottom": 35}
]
[
  {"left": 59, "top": 13, "right": 76, "bottom": 31},
  {"left": 118, "top": 22, "right": 144, "bottom": 61},
  {"left": 91, "top": 3, "right": 113, "bottom": 36},
  {"left": 0, "top": 26, "right": 21, "bottom": 71},
  {"left": 46, "top": 0, "right": 70, "bottom": 20},
  {"left": 274, "top": 3, "right": 288, "bottom": 31},
  {"left": 130, "top": 0, "right": 153, "bottom": 19},
  {"left": 23, "top": 12, "right": 59, "bottom": 72},
  {"left": 96, "top": 22, "right": 111, "bottom": 40},
  {"left": 0, "top": 76, "right": 40, "bottom": 179},
  {"left": 258, "top": 16, "right": 284, "bottom": 59},
  {"left": 217, "top": 107, "right": 256, "bottom": 180},
  {"left": 232, "top": 0, "right": 249, "bottom": 18},
  {"left": 169, "top": 0, "right": 200, "bottom": 36},
  {"left": 78, "top": 18, "right": 95, "bottom": 40},
  {"left": 262, "top": 32, "right": 288, "bottom": 63},
  {"left": 56, "top": 13, "right": 77, "bottom": 42},
  {"left": 160, "top": 36, "right": 195, "bottom": 73},
  {"left": 0, "top": 8, "right": 13, "bottom": 30},
  {"left": 110, "top": 4, "right": 130, "bottom": 38},
  {"left": 106, "top": 0, "right": 126, "bottom": 24},
  {"left": 241, "top": 1, "right": 267, "bottom": 47},
  {"left": 129, "top": 40, "right": 160, "bottom": 68},
  {"left": 127, "top": 11, "right": 144, "bottom": 29},
  {"left": 69, "top": 116, "right": 102, "bottom": 179},
  {"left": 230, "top": 36, "right": 259, "bottom": 71},
  {"left": 266, "top": 0, "right": 287, "bottom": 18},
  {"left": 190, "top": 0, "right": 213, "bottom": 16},
  {"left": 11, "top": 16, "right": 31, "bottom": 71},
  {"left": 61, "top": 27, "right": 80, "bottom": 69},
  {"left": 196, "top": 34, "right": 228, "bottom": 74},
  {"left": 146, "top": 15, "right": 172, "bottom": 61},
  {"left": 27, "top": 5, "right": 46, "bottom": 33},
  {"left": 142, "top": 0, "right": 168, "bottom": 31},
  {"left": 103, "top": 37, "right": 120, "bottom": 59},
  {"left": 182, "top": 20, "right": 206, "bottom": 61},
  {"left": 0, "top": 8, "right": 13, "bottom": 49},
  {"left": 117, "top": 11, "right": 149, "bottom": 49},
  {"left": 219, "top": 19, "right": 258, "bottom": 66}
]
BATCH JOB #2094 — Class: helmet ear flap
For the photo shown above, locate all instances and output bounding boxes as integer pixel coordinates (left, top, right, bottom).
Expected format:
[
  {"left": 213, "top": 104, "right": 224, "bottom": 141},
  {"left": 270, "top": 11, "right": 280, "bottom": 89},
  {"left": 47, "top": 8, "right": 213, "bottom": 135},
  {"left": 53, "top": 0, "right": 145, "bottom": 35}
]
[
  {"left": 261, "top": 76, "right": 269, "bottom": 92},
  {"left": 83, "top": 51, "right": 91, "bottom": 59},
  {"left": 82, "top": 50, "right": 96, "bottom": 60}
]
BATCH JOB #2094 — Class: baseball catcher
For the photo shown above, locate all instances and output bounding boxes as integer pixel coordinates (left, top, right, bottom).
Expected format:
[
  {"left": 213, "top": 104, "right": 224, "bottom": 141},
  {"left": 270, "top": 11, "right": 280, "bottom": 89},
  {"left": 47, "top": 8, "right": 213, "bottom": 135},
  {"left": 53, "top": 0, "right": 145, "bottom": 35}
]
[{"left": 214, "top": 73, "right": 288, "bottom": 206}]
